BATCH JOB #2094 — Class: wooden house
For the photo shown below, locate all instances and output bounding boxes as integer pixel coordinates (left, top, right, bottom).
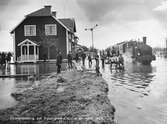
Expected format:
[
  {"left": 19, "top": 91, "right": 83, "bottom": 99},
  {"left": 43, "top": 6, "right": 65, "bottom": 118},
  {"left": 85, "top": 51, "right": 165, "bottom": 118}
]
[{"left": 11, "top": 5, "right": 77, "bottom": 63}]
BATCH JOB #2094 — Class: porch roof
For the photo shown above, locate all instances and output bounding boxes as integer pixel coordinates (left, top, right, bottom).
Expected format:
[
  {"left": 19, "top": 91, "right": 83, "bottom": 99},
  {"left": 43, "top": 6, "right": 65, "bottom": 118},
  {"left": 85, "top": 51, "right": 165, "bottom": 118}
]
[{"left": 18, "top": 39, "right": 40, "bottom": 46}]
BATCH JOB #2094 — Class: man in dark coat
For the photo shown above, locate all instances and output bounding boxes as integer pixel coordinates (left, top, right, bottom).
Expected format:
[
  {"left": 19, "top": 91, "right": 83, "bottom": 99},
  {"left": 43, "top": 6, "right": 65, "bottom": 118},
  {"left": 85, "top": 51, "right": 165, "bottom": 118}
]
[
  {"left": 56, "top": 51, "right": 62, "bottom": 74},
  {"left": 81, "top": 52, "right": 86, "bottom": 66},
  {"left": 101, "top": 53, "right": 106, "bottom": 68},
  {"left": 75, "top": 53, "right": 79, "bottom": 63},
  {"left": 95, "top": 53, "right": 100, "bottom": 76},
  {"left": 67, "top": 51, "right": 73, "bottom": 69},
  {"left": 95, "top": 53, "right": 99, "bottom": 66},
  {"left": 88, "top": 54, "right": 92, "bottom": 67}
]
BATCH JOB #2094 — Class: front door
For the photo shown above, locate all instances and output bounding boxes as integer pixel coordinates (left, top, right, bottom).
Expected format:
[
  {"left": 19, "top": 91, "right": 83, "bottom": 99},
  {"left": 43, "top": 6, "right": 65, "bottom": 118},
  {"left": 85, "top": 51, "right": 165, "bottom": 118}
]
[{"left": 50, "top": 46, "right": 58, "bottom": 59}]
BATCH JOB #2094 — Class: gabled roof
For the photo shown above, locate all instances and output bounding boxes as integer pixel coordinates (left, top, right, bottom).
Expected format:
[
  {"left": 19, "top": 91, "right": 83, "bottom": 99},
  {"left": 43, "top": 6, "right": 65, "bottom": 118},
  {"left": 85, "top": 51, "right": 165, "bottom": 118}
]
[
  {"left": 59, "top": 18, "right": 76, "bottom": 33},
  {"left": 11, "top": 6, "right": 76, "bottom": 33},
  {"left": 26, "top": 6, "right": 52, "bottom": 17},
  {"left": 18, "top": 39, "right": 40, "bottom": 46}
]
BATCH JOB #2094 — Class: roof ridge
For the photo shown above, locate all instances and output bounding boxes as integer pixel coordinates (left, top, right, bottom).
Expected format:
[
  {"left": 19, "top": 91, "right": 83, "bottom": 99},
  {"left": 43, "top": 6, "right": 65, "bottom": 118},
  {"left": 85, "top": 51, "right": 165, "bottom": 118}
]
[{"left": 26, "top": 6, "right": 51, "bottom": 17}]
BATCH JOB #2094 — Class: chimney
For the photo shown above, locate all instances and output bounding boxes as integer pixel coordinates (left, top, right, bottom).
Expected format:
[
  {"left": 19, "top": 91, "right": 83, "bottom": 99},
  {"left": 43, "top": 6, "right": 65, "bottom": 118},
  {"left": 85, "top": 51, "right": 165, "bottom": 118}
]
[
  {"left": 44, "top": 5, "right": 51, "bottom": 12},
  {"left": 52, "top": 11, "right": 57, "bottom": 17},
  {"left": 143, "top": 36, "right": 147, "bottom": 44}
]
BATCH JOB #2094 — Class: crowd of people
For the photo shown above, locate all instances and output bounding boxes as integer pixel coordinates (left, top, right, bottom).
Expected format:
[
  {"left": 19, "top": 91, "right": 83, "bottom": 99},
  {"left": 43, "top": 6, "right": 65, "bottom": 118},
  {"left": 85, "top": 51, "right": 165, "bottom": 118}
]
[
  {"left": 0, "top": 50, "right": 124, "bottom": 75},
  {"left": 56, "top": 49, "right": 124, "bottom": 75},
  {"left": 0, "top": 52, "right": 12, "bottom": 66},
  {"left": 106, "top": 48, "right": 124, "bottom": 70}
]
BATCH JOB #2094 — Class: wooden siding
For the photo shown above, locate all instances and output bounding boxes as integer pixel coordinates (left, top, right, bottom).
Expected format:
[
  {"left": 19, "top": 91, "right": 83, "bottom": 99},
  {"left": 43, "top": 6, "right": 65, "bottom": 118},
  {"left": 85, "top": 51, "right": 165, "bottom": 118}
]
[{"left": 14, "top": 16, "right": 67, "bottom": 61}]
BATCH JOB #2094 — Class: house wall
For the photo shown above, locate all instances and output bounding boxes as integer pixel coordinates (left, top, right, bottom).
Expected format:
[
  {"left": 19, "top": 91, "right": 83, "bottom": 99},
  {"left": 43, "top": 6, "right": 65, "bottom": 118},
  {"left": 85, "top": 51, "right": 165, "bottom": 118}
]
[
  {"left": 14, "top": 16, "right": 67, "bottom": 61},
  {"left": 67, "top": 32, "right": 75, "bottom": 53}
]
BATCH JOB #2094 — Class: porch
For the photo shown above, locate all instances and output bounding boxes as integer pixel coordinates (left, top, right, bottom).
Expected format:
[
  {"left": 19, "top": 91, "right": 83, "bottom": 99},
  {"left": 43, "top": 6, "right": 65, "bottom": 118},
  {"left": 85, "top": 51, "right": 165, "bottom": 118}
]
[{"left": 17, "top": 39, "right": 39, "bottom": 63}]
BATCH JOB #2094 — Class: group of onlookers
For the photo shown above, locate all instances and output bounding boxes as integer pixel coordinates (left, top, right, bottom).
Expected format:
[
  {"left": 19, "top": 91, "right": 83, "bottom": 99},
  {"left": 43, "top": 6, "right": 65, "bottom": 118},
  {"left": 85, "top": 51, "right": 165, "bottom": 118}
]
[
  {"left": 56, "top": 49, "right": 124, "bottom": 75},
  {"left": 67, "top": 51, "right": 106, "bottom": 76},
  {"left": 109, "top": 54, "right": 124, "bottom": 70},
  {"left": 0, "top": 52, "right": 12, "bottom": 66},
  {"left": 105, "top": 48, "right": 125, "bottom": 70}
]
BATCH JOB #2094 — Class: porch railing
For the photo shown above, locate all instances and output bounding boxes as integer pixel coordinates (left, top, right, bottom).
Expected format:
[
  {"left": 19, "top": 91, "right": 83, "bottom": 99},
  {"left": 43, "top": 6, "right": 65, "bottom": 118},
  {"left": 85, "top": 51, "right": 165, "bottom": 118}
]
[{"left": 17, "top": 55, "right": 39, "bottom": 62}]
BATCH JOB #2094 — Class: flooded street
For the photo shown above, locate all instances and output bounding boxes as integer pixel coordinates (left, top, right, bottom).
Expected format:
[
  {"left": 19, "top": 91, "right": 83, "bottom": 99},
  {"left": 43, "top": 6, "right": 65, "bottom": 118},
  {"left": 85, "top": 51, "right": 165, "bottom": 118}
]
[
  {"left": 0, "top": 58, "right": 167, "bottom": 124},
  {"left": 0, "top": 62, "right": 66, "bottom": 110},
  {"left": 101, "top": 57, "right": 167, "bottom": 124}
]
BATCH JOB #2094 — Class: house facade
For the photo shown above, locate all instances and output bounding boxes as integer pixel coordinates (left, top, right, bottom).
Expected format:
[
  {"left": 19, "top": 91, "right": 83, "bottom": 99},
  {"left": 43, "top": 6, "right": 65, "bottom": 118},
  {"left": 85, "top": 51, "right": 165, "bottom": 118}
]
[{"left": 11, "top": 5, "right": 77, "bottom": 63}]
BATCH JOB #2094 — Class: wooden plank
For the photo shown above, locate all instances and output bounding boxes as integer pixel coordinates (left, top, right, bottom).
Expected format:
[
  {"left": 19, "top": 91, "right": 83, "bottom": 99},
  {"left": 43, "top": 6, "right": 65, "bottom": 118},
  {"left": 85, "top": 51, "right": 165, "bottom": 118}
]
[{"left": 0, "top": 74, "right": 32, "bottom": 78}]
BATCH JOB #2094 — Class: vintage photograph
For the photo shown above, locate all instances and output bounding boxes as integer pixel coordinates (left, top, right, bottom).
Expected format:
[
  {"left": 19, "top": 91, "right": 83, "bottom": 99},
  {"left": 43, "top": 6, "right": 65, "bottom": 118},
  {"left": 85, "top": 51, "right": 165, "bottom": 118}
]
[{"left": 0, "top": 0, "right": 167, "bottom": 124}]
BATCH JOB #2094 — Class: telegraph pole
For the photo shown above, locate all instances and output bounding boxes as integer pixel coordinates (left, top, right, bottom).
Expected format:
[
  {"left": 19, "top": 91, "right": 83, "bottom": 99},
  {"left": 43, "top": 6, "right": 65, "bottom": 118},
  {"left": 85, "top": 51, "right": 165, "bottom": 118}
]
[{"left": 85, "top": 24, "right": 98, "bottom": 49}]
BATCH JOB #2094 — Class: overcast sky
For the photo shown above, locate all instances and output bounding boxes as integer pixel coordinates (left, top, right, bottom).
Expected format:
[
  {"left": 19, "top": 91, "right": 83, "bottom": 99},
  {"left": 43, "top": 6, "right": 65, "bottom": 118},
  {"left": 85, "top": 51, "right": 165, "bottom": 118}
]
[{"left": 0, "top": 0, "right": 167, "bottom": 51}]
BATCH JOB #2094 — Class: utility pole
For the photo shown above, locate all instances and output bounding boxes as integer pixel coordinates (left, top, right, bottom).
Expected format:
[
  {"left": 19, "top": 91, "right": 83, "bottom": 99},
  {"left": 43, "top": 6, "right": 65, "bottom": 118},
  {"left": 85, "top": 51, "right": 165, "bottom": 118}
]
[{"left": 85, "top": 24, "right": 98, "bottom": 49}]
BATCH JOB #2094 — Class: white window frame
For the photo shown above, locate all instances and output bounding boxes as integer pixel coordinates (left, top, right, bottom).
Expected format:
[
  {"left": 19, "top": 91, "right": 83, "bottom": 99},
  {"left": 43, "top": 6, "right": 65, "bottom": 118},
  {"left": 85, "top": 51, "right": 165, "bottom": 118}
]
[
  {"left": 45, "top": 24, "right": 57, "bottom": 36},
  {"left": 24, "top": 25, "right": 36, "bottom": 36}
]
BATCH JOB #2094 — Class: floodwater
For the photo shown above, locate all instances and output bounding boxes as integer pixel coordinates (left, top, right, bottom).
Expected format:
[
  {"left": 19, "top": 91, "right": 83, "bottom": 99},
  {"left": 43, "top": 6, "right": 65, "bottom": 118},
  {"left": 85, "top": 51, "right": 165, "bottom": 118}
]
[
  {"left": 0, "top": 62, "right": 66, "bottom": 110},
  {"left": 0, "top": 58, "right": 167, "bottom": 124},
  {"left": 101, "top": 57, "right": 167, "bottom": 124}
]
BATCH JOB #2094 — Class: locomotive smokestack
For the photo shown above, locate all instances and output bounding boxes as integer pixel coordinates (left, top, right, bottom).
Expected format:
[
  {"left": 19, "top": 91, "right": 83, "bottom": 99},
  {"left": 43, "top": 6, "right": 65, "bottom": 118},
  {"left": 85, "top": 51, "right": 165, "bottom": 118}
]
[{"left": 143, "top": 36, "right": 147, "bottom": 44}]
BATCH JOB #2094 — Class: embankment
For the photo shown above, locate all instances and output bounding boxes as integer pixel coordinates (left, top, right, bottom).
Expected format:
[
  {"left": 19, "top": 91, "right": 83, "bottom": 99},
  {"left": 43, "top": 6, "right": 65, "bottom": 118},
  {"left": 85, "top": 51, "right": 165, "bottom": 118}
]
[{"left": 0, "top": 70, "right": 116, "bottom": 124}]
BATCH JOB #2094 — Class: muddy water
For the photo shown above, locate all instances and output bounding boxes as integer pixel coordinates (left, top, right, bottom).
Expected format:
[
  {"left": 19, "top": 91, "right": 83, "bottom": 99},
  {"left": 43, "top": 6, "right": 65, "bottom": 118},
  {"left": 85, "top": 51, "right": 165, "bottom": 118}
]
[{"left": 101, "top": 57, "right": 167, "bottom": 124}]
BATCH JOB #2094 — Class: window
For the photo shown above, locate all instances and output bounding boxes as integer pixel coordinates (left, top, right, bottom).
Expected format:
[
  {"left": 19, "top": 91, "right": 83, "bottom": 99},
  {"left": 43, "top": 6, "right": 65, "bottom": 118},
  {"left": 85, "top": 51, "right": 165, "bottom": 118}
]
[
  {"left": 24, "top": 25, "right": 36, "bottom": 36},
  {"left": 45, "top": 24, "right": 57, "bottom": 35}
]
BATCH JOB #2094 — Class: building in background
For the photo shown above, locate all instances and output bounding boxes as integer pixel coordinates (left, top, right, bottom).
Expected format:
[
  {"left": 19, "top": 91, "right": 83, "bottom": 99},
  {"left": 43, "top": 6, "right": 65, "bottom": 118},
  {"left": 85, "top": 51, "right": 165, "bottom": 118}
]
[{"left": 11, "top": 5, "right": 77, "bottom": 63}]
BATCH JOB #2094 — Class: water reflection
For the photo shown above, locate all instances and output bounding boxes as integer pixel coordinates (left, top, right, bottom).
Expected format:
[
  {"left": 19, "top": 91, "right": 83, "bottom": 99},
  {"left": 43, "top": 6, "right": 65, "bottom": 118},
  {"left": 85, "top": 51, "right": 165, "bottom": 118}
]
[
  {"left": 0, "top": 62, "right": 66, "bottom": 109},
  {"left": 104, "top": 62, "right": 155, "bottom": 97},
  {"left": 0, "top": 62, "right": 67, "bottom": 76},
  {"left": 0, "top": 58, "right": 167, "bottom": 124},
  {"left": 0, "top": 78, "right": 17, "bottom": 109},
  {"left": 101, "top": 58, "right": 167, "bottom": 124}
]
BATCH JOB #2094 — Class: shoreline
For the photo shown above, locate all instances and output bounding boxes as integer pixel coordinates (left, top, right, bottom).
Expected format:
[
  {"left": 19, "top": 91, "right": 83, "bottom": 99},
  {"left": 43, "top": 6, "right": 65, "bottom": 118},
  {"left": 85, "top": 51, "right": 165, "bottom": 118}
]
[{"left": 0, "top": 69, "right": 116, "bottom": 124}]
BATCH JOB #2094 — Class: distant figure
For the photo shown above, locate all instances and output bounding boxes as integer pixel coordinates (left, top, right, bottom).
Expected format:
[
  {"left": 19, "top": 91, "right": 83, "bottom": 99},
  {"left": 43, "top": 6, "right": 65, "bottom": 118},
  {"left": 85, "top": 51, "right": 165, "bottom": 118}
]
[
  {"left": 101, "top": 53, "right": 105, "bottom": 68},
  {"left": 6, "top": 52, "right": 12, "bottom": 64},
  {"left": 0, "top": 52, "right": 2, "bottom": 65},
  {"left": 75, "top": 53, "right": 79, "bottom": 63},
  {"left": 56, "top": 52, "right": 62, "bottom": 74},
  {"left": 1, "top": 52, "right": 6, "bottom": 66},
  {"left": 107, "top": 50, "right": 110, "bottom": 58},
  {"left": 95, "top": 53, "right": 100, "bottom": 76},
  {"left": 111, "top": 47, "right": 116, "bottom": 57},
  {"left": 110, "top": 54, "right": 116, "bottom": 69},
  {"left": 95, "top": 53, "right": 99, "bottom": 66},
  {"left": 118, "top": 54, "right": 124, "bottom": 70},
  {"left": 67, "top": 51, "right": 73, "bottom": 69},
  {"left": 81, "top": 52, "right": 86, "bottom": 66},
  {"left": 117, "top": 50, "right": 120, "bottom": 56},
  {"left": 88, "top": 54, "right": 92, "bottom": 67}
]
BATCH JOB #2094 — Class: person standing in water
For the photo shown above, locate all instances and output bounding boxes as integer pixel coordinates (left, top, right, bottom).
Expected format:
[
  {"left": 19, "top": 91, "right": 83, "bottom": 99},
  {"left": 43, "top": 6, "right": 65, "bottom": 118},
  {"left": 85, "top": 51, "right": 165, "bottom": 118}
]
[
  {"left": 56, "top": 51, "right": 62, "bottom": 74},
  {"left": 88, "top": 54, "right": 92, "bottom": 67},
  {"left": 101, "top": 53, "right": 106, "bottom": 68},
  {"left": 67, "top": 51, "right": 73, "bottom": 69},
  {"left": 81, "top": 52, "right": 86, "bottom": 66}
]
